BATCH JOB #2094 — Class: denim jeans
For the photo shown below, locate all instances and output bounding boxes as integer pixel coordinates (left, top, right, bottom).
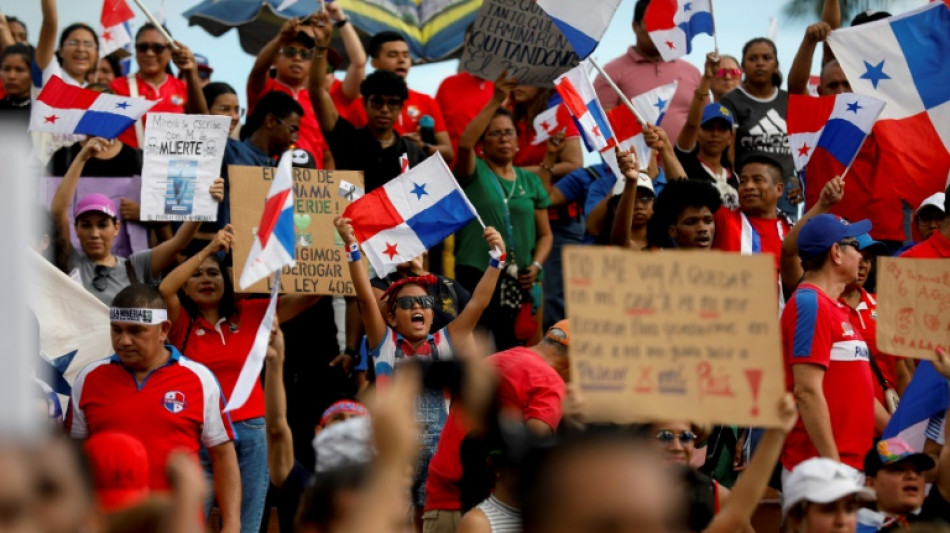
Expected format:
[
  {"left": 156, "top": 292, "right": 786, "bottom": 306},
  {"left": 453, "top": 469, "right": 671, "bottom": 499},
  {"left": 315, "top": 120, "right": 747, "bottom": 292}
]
[{"left": 201, "top": 417, "right": 270, "bottom": 533}]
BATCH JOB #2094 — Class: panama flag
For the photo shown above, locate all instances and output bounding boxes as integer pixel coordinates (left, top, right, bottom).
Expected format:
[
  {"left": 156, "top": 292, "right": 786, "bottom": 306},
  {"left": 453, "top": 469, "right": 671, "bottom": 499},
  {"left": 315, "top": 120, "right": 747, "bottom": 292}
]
[
  {"left": 535, "top": 0, "right": 622, "bottom": 58},
  {"left": 601, "top": 80, "right": 679, "bottom": 179},
  {"left": 643, "top": 0, "right": 715, "bottom": 62},
  {"left": 239, "top": 150, "right": 296, "bottom": 290},
  {"left": 100, "top": 0, "right": 135, "bottom": 57},
  {"left": 826, "top": 2, "right": 950, "bottom": 236},
  {"left": 881, "top": 361, "right": 949, "bottom": 452},
  {"left": 787, "top": 94, "right": 886, "bottom": 178},
  {"left": 30, "top": 76, "right": 156, "bottom": 139},
  {"left": 343, "top": 154, "right": 478, "bottom": 277},
  {"left": 555, "top": 62, "right": 616, "bottom": 153}
]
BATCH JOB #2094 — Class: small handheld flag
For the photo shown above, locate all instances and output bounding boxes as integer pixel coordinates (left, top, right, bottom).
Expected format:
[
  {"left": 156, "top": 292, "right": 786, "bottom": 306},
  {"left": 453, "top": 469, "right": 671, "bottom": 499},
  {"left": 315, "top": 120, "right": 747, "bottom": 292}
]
[
  {"left": 555, "top": 61, "right": 616, "bottom": 153},
  {"left": 30, "top": 76, "right": 156, "bottom": 140},
  {"left": 535, "top": 0, "right": 622, "bottom": 58},
  {"left": 99, "top": 0, "right": 135, "bottom": 57},
  {"left": 239, "top": 150, "right": 297, "bottom": 290},
  {"left": 643, "top": 0, "right": 715, "bottom": 62}
]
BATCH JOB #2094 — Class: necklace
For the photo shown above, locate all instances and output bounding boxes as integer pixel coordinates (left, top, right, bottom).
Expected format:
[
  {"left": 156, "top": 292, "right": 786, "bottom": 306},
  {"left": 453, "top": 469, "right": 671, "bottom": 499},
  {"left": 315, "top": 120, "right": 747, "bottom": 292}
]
[
  {"left": 489, "top": 165, "right": 518, "bottom": 201},
  {"left": 379, "top": 134, "right": 395, "bottom": 147}
]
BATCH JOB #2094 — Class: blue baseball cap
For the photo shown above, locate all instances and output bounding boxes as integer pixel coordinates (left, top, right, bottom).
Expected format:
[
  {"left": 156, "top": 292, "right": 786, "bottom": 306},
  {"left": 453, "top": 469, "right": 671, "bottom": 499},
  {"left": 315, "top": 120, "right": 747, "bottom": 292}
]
[
  {"left": 700, "top": 103, "right": 734, "bottom": 128},
  {"left": 797, "top": 214, "right": 872, "bottom": 260},
  {"left": 855, "top": 234, "right": 886, "bottom": 255}
]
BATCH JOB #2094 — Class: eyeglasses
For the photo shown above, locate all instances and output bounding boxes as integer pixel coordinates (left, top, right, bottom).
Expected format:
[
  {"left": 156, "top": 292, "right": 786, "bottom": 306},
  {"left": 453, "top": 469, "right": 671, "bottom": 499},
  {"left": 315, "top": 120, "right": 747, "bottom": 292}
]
[
  {"left": 135, "top": 43, "right": 168, "bottom": 55},
  {"left": 485, "top": 129, "right": 516, "bottom": 139},
  {"left": 392, "top": 295, "right": 435, "bottom": 310},
  {"left": 715, "top": 68, "right": 742, "bottom": 78},
  {"left": 367, "top": 96, "right": 405, "bottom": 110},
  {"left": 280, "top": 47, "right": 314, "bottom": 60},
  {"left": 92, "top": 265, "right": 111, "bottom": 292},
  {"left": 276, "top": 117, "right": 299, "bottom": 134},
  {"left": 212, "top": 104, "right": 245, "bottom": 117},
  {"left": 838, "top": 239, "right": 860, "bottom": 250},
  {"left": 63, "top": 39, "right": 98, "bottom": 50},
  {"left": 655, "top": 430, "right": 697, "bottom": 444}
]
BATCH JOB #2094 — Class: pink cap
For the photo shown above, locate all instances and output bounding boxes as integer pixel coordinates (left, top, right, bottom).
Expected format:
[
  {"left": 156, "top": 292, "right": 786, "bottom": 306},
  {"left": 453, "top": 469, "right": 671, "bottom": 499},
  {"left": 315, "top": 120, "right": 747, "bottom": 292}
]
[{"left": 75, "top": 193, "right": 117, "bottom": 220}]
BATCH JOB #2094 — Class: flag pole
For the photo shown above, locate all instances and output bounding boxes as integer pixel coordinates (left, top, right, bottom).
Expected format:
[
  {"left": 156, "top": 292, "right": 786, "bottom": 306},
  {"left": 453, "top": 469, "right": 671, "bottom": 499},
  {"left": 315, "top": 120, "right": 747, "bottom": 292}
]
[
  {"left": 709, "top": 0, "right": 719, "bottom": 55},
  {"left": 588, "top": 57, "right": 648, "bottom": 128},
  {"left": 838, "top": 132, "right": 874, "bottom": 182},
  {"left": 130, "top": 0, "right": 179, "bottom": 50}
]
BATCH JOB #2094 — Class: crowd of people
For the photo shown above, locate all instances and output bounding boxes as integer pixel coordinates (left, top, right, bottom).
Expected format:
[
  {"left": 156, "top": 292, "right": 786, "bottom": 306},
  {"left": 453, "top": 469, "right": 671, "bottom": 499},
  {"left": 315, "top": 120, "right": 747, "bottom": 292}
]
[{"left": 4, "top": 0, "right": 950, "bottom": 531}]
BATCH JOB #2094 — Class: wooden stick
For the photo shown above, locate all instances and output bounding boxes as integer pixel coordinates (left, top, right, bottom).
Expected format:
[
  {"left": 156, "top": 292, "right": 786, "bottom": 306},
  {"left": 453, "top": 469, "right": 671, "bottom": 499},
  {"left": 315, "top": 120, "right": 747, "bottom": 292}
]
[
  {"left": 130, "top": 0, "right": 179, "bottom": 50},
  {"left": 709, "top": 0, "right": 720, "bottom": 55},
  {"left": 588, "top": 57, "right": 648, "bottom": 128}
]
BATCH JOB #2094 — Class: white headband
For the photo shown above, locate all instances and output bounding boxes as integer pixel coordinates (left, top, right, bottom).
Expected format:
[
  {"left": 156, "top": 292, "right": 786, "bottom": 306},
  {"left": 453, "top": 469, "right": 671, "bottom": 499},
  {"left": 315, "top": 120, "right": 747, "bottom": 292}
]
[{"left": 109, "top": 308, "right": 168, "bottom": 325}]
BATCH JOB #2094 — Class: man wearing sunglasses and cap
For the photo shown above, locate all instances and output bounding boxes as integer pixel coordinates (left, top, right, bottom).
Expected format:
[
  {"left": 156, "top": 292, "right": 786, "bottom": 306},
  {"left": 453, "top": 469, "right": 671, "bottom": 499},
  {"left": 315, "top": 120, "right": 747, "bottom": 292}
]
[
  {"left": 65, "top": 284, "right": 241, "bottom": 533},
  {"left": 780, "top": 214, "right": 877, "bottom": 478}
]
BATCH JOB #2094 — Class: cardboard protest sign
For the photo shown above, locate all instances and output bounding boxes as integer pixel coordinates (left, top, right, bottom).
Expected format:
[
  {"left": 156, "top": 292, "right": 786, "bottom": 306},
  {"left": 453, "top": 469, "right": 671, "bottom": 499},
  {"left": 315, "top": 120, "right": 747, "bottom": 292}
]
[
  {"left": 459, "top": 0, "right": 581, "bottom": 87},
  {"left": 563, "top": 247, "right": 785, "bottom": 427},
  {"left": 140, "top": 113, "right": 231, "bottom": 222},
  {"left": 230, "top": 165, "right": 363, "bottom": 296},
  {"left": 876, "top": 257, "right": 950, "bottom": 359},
  {"left": 42, "top": 176, "right": 148, "bottom": 256}
]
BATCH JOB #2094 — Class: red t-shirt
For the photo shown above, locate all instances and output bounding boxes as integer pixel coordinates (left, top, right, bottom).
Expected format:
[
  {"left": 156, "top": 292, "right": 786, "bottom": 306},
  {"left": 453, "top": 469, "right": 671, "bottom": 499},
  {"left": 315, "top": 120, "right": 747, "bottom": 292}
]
[
  {"left": 435, "top": 73, "right": 494, "bottom": 160},
  {"left": 424, "top": 346, "right": 566, "bottom": 511},
  {"left": 246, "top": 77, "right": 327, "bottom": 168},
  {"left": 781, "top": 283, "right": 875, "bottom": 471},
  {"left": 110, "top": 74, "right": 188, "bottom": 148},
  {"left": 900, "top": 231, "right": 950, "bottom": 259},
  {"left": 328, "top": 77, "right": 364, "bottom": 125},
  {"left": 511, "top": 103, "right": 579, "bottom": 168},
  {"left": 347, "top": 88, "right": 448, "bottom": 136},
  {"left": 713, "top": 207, "right": 790, "bottom": 273},
  {"left": 168, "top": 299, "right": 270, "bottom": 422},
  {"left": 840, "top": 289, "right": 897, "bottom": 408},
  {"left": 66, "top": 350, "right": 234, "bottom": 491}
]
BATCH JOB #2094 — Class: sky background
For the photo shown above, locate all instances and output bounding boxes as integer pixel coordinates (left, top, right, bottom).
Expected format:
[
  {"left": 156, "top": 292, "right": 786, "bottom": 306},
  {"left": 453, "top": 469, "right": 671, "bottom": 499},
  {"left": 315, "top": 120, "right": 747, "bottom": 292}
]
[{"left": 10, "top": 0, "right": 924, "bottom": 118}]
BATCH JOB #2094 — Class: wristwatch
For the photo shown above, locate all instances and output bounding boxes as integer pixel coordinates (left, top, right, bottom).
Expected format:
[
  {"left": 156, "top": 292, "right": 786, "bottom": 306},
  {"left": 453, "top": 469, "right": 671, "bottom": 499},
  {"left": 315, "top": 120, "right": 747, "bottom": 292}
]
[
  {"left": 334, "top": 17, "right": 349, "bottom": 28},
  {"left": 532, "top": 261, "right": 543, "bottom": 272}
]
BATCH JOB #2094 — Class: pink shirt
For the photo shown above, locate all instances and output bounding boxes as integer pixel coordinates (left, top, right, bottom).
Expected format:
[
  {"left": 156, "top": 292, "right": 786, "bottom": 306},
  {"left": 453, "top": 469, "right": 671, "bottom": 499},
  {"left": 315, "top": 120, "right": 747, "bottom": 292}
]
[{"left": 593, "top": 46, "right": 702, "bottom": 143}]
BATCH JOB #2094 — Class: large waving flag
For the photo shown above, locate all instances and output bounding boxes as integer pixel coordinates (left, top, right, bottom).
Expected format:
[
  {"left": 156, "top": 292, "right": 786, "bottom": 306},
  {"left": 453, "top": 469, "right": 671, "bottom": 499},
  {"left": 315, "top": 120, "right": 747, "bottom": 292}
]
[
  {"left": 826, "top": 2, "right": 950, "bottom": 237},
  {"left": 601, "top": 80, "right": 679, "bottom": 178},
  {"left": 343, "top": 154, "right": 478, "bottom": 277},
  {"left": 882, "top": 361, "right": 949, "bottom": 451},
  {"left": 239, "top": 150, "right": 296, "bottom": 290},
  {"left": 788, "top": 94, "right": 886, "bottom": 178},
  {"left": 643, "top": 0, "right": 715, "bottom": 62},
  {"left": 555, "top": 62, "right": 616, "bottom": 153},
  {"left": 30, "top": 76, "right": 156, "bottom": 139},
  {"left": 99, "top": 0, "right": 134, "bottom": 57},
  {"left": 535, "top": 0, "right": 622, "bottom": 58}
]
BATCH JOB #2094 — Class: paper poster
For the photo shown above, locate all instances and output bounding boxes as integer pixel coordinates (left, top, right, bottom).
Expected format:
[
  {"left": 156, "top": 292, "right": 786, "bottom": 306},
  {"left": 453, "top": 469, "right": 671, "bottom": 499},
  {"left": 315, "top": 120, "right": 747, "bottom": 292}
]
[
  {"left": 230, "top": 165, "right": 364, "bottom": 296},
  {"left": 139, "top": 113, "right": 231, "bottom": 222},
  {"left": 459, "top": 0, "right": 581, "bottom": 87},
  {"left": 41, "top": 176, "right": 148, "bottom": 257},
  {"left": 563, "top": 247, "right": 786, "bottom": 427},
  {"left": 876, "top": 257, "right": 950, "bottom": 359}
]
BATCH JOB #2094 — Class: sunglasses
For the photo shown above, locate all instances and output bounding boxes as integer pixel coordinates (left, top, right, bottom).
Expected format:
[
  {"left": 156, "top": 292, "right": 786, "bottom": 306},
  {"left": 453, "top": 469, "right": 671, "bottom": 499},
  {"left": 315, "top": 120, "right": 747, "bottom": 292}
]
[
  {"left": 367, "top": 95, "right": 404, "bottom": 110},
  {"left": 281, "top": 47, "right": 314, "bottom": 60},
  {"left": 838, "top": 239, "right": 860, "bottom": 250},
  {"left": 392, "top": 295, "right": 435, "bottom": 311},
  {"left": 655, "top": 430, "right": 697, "bottom": 444},
  {"left": 715, "top": 68, "right": 742, "bottom": 78},
  {"left": 135, "top": 43, "right": 168, "bottom": 54},
  {"left": 92, "top": 265, "right": 111, "bottom": 292}
]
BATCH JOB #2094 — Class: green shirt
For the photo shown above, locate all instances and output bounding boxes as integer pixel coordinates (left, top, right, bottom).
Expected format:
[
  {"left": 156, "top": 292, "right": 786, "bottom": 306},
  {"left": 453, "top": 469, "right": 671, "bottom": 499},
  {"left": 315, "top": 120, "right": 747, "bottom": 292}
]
[{"left": 455, "top": 158, "right": 550, "bottom": 271}]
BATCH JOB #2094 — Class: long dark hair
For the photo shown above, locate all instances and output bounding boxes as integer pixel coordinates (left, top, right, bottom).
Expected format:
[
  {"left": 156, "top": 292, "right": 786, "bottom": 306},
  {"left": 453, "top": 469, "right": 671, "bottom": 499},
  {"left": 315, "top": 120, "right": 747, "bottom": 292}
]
[
  {"left": 741, "top": 37, "right": 783, "bottom": 88},
  {"left": 510, "top": 87, "right": 555, "bottom": 133},
  {"left": 178, "top": 253, "right": 237, "bottom": 322}
]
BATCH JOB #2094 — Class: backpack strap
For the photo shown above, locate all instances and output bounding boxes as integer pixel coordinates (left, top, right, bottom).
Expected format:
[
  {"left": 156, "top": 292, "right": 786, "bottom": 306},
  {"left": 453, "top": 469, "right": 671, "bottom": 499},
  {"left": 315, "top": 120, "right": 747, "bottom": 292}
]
[{"left": 123, "top": 257, "right": 139, "bottom": 285}]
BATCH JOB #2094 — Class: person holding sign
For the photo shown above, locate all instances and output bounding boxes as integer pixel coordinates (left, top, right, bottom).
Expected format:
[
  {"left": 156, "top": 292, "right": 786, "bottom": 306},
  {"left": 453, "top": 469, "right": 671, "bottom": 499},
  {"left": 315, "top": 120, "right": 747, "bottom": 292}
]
[
  {"left": 780, "top": 213, "right": 877, "bottom": 475},
  {"left": 453, "top": 72, "right": 552, "bottom": 349},
  {"left": 333, "top": 215, "right": 505, "bottom": 512},
  {"left": 50, "top": 137, "right": 216, "bottom": 305},
  {"left": 110, "top": 24, "right": 209, "bottom": 149},
  {"left": 158, "top": 226, "right": 321, "bottom": 533}
]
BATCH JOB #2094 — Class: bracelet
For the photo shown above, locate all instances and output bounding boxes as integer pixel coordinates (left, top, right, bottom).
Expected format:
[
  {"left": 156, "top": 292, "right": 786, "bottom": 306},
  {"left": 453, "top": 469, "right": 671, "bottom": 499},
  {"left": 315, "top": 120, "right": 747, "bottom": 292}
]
[
  {"left": 347, "top": 243, "right": 361, "bottom": 262},
  {"left": 488, "top": 250, "right": 507, "bottom": 270},
  {"left": 532, "top": 260, "right": 543, "bottom": 272},
  {"left": 334, "top": 18, "right": 349, "bottom": 28},
  {"left": 694, "top": 90, "right": 709, "bottom": 98}
]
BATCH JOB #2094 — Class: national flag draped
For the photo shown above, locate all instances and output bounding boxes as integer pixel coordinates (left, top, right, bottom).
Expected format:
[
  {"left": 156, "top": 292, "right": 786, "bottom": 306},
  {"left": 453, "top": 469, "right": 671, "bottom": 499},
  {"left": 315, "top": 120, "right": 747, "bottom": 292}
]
[
  {"left": 826, "top": 2, "right": 950, "bottom": 239},
  {"left": 30, "top": 76, "right": 156, "bottom": 139},
  {"left": 643, "top": 0, "right": 715, "bottom": 62},
  {"left": 99, "top": 0, "right": 135, "bottom": 57},
  {"left": 535, "top": 0, "right": 622, "bottom": 58},
  {"left": 343, "top": 154, "right": 478, "bottom": 277},
  {"left": 555, "top": 62, "right": 616, "bottom": 153},
  {"left": 238, "top": 150, "right": 296, "bottom": 290},
  {"left": 787, "top": 93, "right": 886, "bottom": 178},
  {"left": 601, "top": 80, "right": 679, "bottom": 177}
]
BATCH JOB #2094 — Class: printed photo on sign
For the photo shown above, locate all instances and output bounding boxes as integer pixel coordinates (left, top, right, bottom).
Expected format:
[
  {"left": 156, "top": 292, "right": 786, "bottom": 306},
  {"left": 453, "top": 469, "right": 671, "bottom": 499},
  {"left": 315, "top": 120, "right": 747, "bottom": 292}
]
[{"left": 164, "top": 160, "right": 198, "bottom": 216}]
